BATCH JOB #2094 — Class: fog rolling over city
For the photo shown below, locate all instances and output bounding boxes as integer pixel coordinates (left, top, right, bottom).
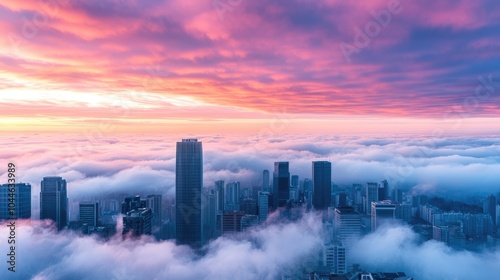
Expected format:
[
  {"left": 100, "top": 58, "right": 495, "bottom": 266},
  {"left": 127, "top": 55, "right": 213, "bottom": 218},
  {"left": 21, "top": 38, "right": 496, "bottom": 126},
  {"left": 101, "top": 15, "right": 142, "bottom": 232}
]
[
  {"left": 1, "top": 213, "right": 499, "bottom": 279},
  {"left": 0, "top": 135, "right": 500, "bottom": 280}
]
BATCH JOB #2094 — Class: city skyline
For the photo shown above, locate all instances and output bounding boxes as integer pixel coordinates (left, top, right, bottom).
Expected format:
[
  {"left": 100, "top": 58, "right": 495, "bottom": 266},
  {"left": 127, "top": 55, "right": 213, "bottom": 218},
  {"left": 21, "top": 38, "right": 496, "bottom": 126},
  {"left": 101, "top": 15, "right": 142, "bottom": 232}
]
[{"left": 1, "top": 0, "right": 499, "bottom": 278}]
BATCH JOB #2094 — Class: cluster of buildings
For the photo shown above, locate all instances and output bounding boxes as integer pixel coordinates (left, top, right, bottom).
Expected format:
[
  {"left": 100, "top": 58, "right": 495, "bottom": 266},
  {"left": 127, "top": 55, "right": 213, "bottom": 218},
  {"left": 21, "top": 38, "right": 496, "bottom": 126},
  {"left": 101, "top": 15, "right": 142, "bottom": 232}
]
[{"left": 1, "top": 138, "right": 497, "bottom": 277}]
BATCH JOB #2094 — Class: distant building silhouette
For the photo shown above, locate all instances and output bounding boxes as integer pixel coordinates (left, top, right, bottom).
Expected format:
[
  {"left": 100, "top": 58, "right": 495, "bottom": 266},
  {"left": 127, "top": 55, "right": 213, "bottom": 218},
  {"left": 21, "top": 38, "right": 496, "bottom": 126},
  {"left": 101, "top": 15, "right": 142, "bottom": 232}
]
[
  {"left": 371, "top": 201, "right": 397, "bottom": 232},
  {"left": 215, "top": 180, "right": 225, "bottom": 212},
  {"left": 222, "top": 211, "right": 245, "bottom": 234},
  {"left": 176, "top": 139, "right": 203, "bottom": 247},
  {"left": 312, "top": 161, "right": 332, "bottom": 210},
  {"left": 79, "top": 202, "right": 98, "bottom": 227},
  {"left": 484, "top": 194, "right": 497, "bottom": 226},
  {"left": 40, "top": 177, "right": 68, "bottom": 230},
  {"left": 273, "top": 162, "right": 290, "bottom": 208},
  {"left": 262, "top": 170, "right": 270, "bottom": 192},
  {"left": 0, "top": 183, "right": 31, "bottom": 219},
  {"left": 123, "top": 208, "right": 152, "bottom": 236},
  {"left": 258, "top": 191, "right": 270, "bottom": 222}
]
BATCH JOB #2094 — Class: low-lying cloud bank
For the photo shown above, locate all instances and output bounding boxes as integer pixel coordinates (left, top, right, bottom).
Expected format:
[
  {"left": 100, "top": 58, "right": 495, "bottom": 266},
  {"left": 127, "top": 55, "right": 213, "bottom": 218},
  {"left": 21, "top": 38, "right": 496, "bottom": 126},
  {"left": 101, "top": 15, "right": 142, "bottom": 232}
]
[
  {"left": 1, "top": 213, "right": 499, "bottom": 279},
  {"left": 1, "top": 134, "right": 499, "bottom": 199},
  {"left": 1, "top": 213, "right": 324, "bottom": 280}
]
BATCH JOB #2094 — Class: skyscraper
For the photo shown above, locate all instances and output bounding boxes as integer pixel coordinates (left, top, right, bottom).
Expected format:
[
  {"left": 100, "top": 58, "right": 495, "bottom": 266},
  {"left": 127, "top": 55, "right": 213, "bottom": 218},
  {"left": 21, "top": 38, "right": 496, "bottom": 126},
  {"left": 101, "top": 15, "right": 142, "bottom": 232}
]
[
  {"left": 262, "top": 170, "right": 269, "bottom": 192},
  {"left": 145, "top": 194, "right": 163, "bottom": 236},
  {"left": 258, "top": 191, "right": 269, "bottom": 222},
  {"left": 334, "top": 207, "right": 361, "bottom": 272},
  {"left": 312, "top": 161, "right": 332, "bottom": 210},
  {"left": 365, "top": 182, "right": 379, "bottom": 214},
  {"left": 273, "top": 162, "right": 290, "bottom": 208},
  {"left": 0, "top": 183, "right": 31, "bottom": 219},
  {"left": 176, "top": 138, "right": 203, "bottom": 247},
  {"left": 215, "top": 180, "right": 225, "bottom": 212},
  {"left": 123, "top": 208, "right": 152, "bottom": 236},
  {"left": 225, "top": 181, "right": 240, "bottom": 211},
  {"left": 79, "top": 202, "right": 98, "bottom": 227},
  {"left": 371, "top": 201, "right": 397, "bottom": 232},
  {"left": 483, "top": 194, "right": 497, "bottom": 226},
  {"left": 40, "top": 177, "right": 68, "bottom": 230}
]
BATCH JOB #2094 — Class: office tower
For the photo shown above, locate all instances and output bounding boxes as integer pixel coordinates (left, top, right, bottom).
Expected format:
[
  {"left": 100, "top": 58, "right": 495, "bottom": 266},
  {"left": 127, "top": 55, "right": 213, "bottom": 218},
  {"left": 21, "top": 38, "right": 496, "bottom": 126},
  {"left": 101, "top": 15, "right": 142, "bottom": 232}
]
[
  {"left": 335, "top": 193, "right": 347, "bottom": 208},
  {"left": 215, "top": 180, "right": 225, "bottom": 212},
  {"left": 123, "top": 208, "right": 152, "bottom": 236},
  {"left": 291, "top": 175, "right": 299, "bottom": 188},
  {"left": 378, "top": 180, "right": 388, "bottom": 201},
  {"left": 323, "top": 242, "right": 346, "bottom": 274},
  {"left": 202, "top": 190, "right": 218, "bottom": 242},
  {"left": 371, "top": 201, "right": 397, "bottom": 232},
  {"left": 122, "top": 195, "right": 144, "bottom": 214},
  {"left": 303, "top": 179, "right": 313, "bottom": 210},
  {"left": 334, "top": 207, "right": 361, "bottom": 272},
  {"left": 365, "top": 182, "right": 379, "bottom": 214},
  {"left": 483, "top": 194, "right": 497, "bottom": 226},
  {"left": 312, "top": 161, "right": 332, "bottom": 210},
  {"left": 392, "top": 188, "right": 403, "bottom": 204},
  {"left": 40, "top": 177, "right": 68, "bottom": 230},
  {"left": 79, "top": 202, "right": 98, "bottom": 227},
  {"left": 258, "top": 191, "right": 269, "bottom": 222},
  {"left": 222, "top": 211, "right": 245, "bottom": 234},
  {"left": 251, "top": 185, "right": 261, "bottom": 201},
  {"left": 262, "top": 170, "right": 270, "bottom": 192},
  {"left": 273, "top": 162, "right": 290, "bottom": 208},
  {"left": 290, "top": 175, "right": 299, "bottom": 201},
  {"left": 433, "top": 225, "right": 449, "bottom": 243},
  {"left": 240, "top": 198, "right": 258, "bottom": 215},
  {"left": 176, "top": 138, "right": 203, "bottom": 247},
  {"left": 0, "top": 183, "right": 31, "bottom": 219},
  {"left": 145, "top": 195, "right": 163, "bottom": 236},
  {"left": 241, "top": 215, "right": 259, "bottom": 231},
  {"left": 225, "top": 181, "right": 240, "bottom": 211}
]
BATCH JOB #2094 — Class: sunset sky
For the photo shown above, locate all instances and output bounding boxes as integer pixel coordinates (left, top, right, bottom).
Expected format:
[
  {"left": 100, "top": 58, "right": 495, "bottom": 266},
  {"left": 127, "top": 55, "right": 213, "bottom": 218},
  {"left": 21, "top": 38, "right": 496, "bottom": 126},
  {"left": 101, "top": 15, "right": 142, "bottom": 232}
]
[{"left": 0, "top": 0, "right": 499, "bottom": 134}]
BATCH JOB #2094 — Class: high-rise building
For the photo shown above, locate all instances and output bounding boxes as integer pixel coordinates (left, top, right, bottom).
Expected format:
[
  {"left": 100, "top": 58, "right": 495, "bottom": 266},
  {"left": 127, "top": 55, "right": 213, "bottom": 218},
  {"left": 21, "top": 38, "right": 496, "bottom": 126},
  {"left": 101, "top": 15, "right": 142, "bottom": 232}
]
[
  {"left": 0, "top": 183, "right": 31, "bottom": 219},
  {"left": 262, "top": 170, "right": 270, "bottom": 192},
  {"left": 378, "top": 180, "right": 388, "bottom": 201},
  {"left": 215, "top": 180, "right": 225, "bottom": 212},
  {"left": 123, "top": 208, "right": 152, "bottom": 236},
  {"left": 79, "top": 202, "right": 98, "bottom": 227},
  {"left": 273, "top": 162, "right": 290, "bottom": 208},
  {"left": 222, "top": 211, "right": 245, "bottom": 234},
  {"left": 258, "top": 191, "right": 269, "bottom": 222},
  {"left": 240, "top": 198, "right": 258, "bottom": 215},
  {"left": 122, "top": 195, "right": 144, "bottom": 214},
  {"left": 312, "top": 161, "right": 332, "bottom": 210},
  {"left": 145, "top": 195, "right": 162, "bottom": 237},
  {"left": 365, "top": 182, "right": 379, "bottom": 214},
  {"left": 371, "top": 201, "right": 397, "bottom": 232},
  {"left": 323, "top": 242, "right": 346, "bottom": 274},
  {"left": 303, "top": 179, "right": 313, "bottom": 210},
  {"left": 392, "top": 188, "right": 403, "bottom": 204},
  {"left": 40, "top": 177, "right": 68, "bottom": 230},
  {"left": 225, "top": 181, "right": 240, "bottom": 211},
  {"left": 176, "top": 139, "right": 203, "bottom": 247},
  {"left": 334, "top": 207, "right": 361, "bottom": 272},
  {"left": 484, "top": 194, "right": 497, "bottom": 226},
  {"left": 202, "top": 189, "right": 218, "bottom": 242}
]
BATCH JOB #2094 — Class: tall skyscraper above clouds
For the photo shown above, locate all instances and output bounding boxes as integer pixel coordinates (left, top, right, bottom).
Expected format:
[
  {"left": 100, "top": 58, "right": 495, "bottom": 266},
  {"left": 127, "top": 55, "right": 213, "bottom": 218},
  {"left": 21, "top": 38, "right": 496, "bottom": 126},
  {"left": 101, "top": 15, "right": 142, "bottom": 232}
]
[
  {"left": 40, "top": 177, "right": 68, "bottom": 231},
  {"left": 176, "top": 139, "right": 203, "bottom": 247}
]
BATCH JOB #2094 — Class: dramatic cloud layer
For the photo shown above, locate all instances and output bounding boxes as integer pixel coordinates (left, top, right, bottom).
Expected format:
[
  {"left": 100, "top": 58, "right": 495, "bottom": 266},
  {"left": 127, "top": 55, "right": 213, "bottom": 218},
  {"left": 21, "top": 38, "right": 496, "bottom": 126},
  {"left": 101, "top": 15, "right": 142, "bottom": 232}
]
[
  {"left": 0, "top": 0, "right": 499, "bottom": 132},
  {"left": 1, "top": 134, "right": 499, "bottom": 202},
  {"left": 1, "top": 214, "right": 499, "bottom": 279},
  {"left": 0, "top": 213, "right": 324, "bottom": 280}
]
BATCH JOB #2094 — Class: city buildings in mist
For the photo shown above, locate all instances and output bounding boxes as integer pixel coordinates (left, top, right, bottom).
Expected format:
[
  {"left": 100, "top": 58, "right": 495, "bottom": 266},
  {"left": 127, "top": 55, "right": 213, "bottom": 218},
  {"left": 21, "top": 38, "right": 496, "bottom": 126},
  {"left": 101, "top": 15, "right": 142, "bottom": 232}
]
[{"left": 1, "top": 135, "right": 500, "bottom": 279}]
